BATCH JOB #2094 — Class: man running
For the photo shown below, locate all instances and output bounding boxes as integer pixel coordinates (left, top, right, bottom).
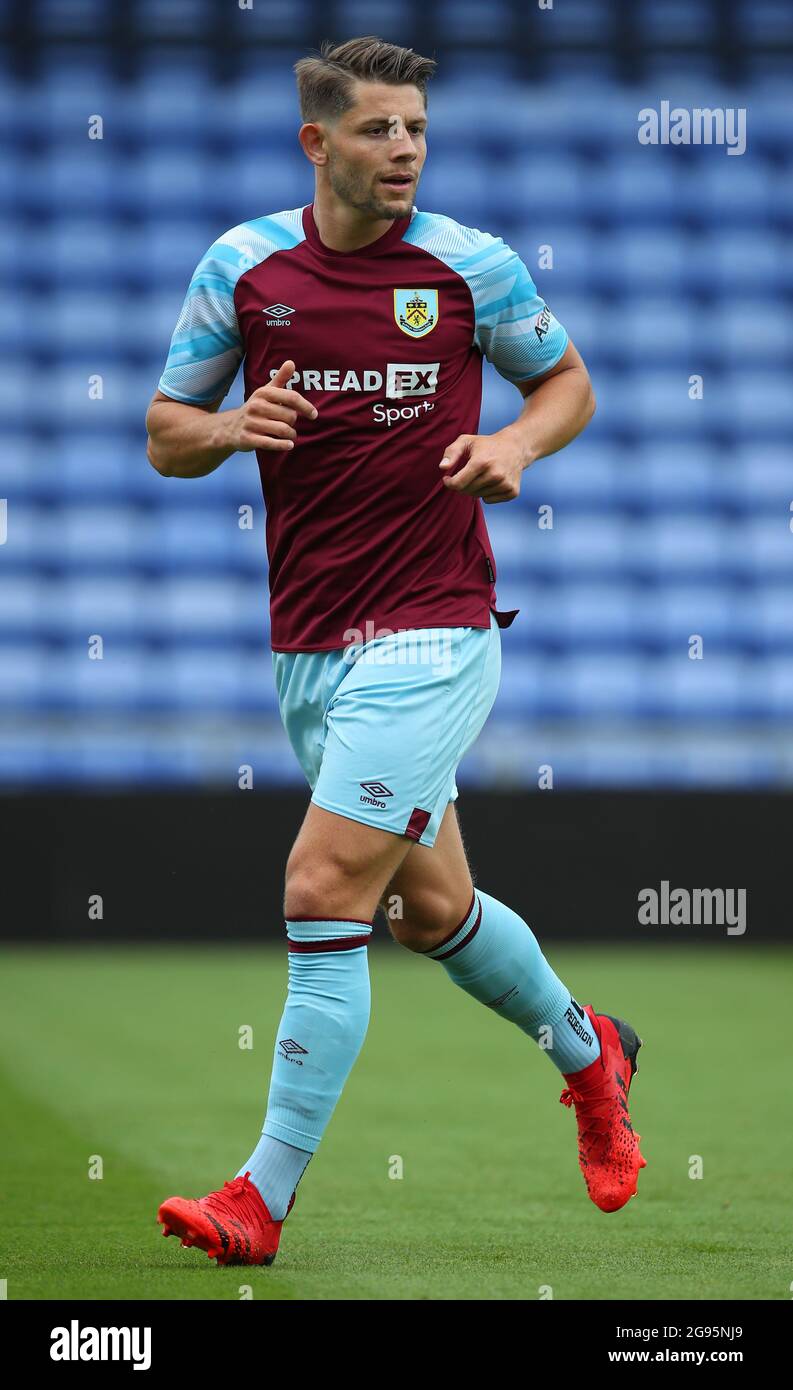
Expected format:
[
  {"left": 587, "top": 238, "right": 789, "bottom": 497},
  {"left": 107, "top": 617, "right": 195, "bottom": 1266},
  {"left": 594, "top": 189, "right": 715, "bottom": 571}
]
[{"left": 147, "top": 35, "right": 645, "bottom": 1268}]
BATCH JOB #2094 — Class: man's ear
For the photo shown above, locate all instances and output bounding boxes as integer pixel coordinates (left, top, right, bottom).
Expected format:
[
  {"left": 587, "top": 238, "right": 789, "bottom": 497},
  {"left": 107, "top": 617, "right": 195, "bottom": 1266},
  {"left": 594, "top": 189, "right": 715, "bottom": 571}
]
[{"left": 298, "top": 123, "right": 328, "bottom": 166}]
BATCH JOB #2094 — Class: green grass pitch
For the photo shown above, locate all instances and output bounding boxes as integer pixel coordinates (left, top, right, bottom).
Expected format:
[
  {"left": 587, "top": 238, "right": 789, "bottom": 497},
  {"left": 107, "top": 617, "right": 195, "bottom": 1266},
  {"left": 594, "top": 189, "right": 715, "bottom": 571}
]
[{"left": 1, "top": 942, "right": 790, "bottom": 1300}]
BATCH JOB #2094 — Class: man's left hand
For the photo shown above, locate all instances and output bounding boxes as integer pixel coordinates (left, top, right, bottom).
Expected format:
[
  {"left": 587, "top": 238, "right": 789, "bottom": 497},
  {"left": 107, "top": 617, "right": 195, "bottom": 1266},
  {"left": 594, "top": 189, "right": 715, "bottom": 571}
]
[{"left": 439, "top": 429, "right": 531, "bottom": 504}]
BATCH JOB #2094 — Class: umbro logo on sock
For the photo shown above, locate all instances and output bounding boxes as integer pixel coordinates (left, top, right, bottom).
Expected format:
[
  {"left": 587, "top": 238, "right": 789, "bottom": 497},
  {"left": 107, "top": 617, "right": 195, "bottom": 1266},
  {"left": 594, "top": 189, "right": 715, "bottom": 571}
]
[
  {"left": 570, "top": 998, "right": 585, "bottom": 1020},
  {"left": 278, "top": 1038, "right": 308, "bottom": 1066},
  {"left": 485, "top": 985, "right": 519, "bottom": 1009}
]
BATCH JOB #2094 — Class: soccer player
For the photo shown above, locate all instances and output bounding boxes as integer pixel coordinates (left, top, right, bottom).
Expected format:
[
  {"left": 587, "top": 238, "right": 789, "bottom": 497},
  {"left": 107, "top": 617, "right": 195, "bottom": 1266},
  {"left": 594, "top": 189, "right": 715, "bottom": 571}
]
[{"left": 147, "top": 36, "right": 646, "bottom": 1268}]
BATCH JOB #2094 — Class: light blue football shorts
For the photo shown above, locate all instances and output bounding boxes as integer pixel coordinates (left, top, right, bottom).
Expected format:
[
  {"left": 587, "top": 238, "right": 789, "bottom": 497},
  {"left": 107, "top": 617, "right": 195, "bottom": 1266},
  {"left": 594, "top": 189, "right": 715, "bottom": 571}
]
[{"left": 273, "top": 612, "right": 502, "bottom": 847}]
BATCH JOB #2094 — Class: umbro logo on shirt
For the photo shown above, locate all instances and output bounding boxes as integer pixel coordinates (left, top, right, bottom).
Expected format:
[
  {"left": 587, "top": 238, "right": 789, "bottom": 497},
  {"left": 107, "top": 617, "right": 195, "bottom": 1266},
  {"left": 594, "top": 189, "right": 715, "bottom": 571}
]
[{"left": 262, "top": 303, "right": 295, "bottom": 325}]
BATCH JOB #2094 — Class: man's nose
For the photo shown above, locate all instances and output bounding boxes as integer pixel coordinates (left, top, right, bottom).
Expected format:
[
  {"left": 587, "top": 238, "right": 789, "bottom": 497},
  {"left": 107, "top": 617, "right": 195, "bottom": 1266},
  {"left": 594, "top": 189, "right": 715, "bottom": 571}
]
[
  {"left": 388, "top": 143, "right": 417, "bottom": 162},
  {"left": 388, "top": 123, "right": 419, "bottom": 156}
]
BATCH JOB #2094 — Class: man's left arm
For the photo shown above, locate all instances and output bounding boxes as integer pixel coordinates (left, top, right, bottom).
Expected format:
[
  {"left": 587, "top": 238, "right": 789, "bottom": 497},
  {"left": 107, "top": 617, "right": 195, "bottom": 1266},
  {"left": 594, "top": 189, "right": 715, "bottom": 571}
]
[{"left": 440, "top": 339, "right": 595, "bottom": 503}]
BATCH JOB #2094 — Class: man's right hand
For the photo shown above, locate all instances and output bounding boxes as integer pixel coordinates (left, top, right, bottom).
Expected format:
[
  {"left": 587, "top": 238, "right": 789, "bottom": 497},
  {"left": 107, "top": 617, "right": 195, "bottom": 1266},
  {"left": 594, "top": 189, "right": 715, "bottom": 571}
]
[
  {"left": 224, "top": 360, "right": 318, "bottom": 453},
  {"left": 146, "top": 360, "right": 318, "bottom": 478}
]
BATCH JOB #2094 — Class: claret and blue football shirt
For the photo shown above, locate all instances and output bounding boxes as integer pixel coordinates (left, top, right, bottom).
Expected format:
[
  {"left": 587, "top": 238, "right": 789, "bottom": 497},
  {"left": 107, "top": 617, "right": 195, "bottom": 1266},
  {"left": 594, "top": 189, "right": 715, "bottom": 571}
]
[{"left": 158, "top": 204, "right": 569, "bottom": 652}]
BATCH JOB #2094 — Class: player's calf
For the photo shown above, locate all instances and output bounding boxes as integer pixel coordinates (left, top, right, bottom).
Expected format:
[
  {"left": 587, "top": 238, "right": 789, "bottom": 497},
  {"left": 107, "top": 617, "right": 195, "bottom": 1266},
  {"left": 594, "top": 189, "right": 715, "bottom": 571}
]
[{"left": 384, "top": 883, "right": 476, "bottom": 953}]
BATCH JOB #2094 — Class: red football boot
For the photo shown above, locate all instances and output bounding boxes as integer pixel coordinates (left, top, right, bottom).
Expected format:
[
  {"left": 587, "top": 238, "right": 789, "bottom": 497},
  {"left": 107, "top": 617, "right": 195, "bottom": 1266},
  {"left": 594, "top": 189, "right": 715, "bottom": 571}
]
[
  {"left": 157, "top": 1171, "right": 294, "bottom": 1266},
  {"left": 559, "top": 1006, "right": 647, "bottom": 1213}
]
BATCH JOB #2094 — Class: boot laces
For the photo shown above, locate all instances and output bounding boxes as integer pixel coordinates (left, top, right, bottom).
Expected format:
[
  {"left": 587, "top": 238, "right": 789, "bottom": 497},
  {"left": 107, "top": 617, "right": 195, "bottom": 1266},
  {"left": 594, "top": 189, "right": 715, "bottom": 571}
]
[
  {"left": 560, "top": 1081, "right": 613, "bottom": 1150},
  {"left": 204, "top": 1172, "right": 268, "bottom": 1228}
]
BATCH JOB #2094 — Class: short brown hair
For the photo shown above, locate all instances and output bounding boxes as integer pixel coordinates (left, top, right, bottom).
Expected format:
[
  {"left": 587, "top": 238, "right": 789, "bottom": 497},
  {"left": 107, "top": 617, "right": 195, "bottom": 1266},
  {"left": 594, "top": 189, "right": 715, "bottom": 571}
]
[{"left": 294, "top": 35, "right": 437, "bottom": 124}]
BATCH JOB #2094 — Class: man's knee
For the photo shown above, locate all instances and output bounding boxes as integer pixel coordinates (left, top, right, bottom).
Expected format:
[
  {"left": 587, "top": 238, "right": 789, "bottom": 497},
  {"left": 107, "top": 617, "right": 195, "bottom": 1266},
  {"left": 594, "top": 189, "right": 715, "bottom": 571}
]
[{"left": 284, "top": 838, "right": 372, "bottom": 920}]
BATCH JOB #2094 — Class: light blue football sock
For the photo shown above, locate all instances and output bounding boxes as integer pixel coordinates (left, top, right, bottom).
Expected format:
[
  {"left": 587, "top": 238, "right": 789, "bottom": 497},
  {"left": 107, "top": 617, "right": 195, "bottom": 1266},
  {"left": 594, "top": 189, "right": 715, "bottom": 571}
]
[
  {"left": 423, "top": 889, "right": 601, "bottom": 1075},
  {"left": 236, "top": 1135, "right": 312, "bottom": 1221},
  {"left": 237, "top": 917, "right": 372, "bottom": 1218}
]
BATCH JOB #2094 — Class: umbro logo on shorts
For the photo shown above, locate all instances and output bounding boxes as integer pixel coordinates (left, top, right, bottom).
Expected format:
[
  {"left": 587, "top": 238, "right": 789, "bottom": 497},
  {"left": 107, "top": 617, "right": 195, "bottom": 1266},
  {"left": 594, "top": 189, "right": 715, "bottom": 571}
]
[
  {"left": 359, "top": 780, "right": 393, "bottom": 809},
  {"left": 360, "top": 780, "right": 393, "bottom": 797}
]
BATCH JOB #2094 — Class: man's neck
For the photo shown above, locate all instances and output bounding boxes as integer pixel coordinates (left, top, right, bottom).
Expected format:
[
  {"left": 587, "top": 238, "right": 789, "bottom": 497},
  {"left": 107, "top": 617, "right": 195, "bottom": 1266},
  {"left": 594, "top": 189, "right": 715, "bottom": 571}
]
[{"left": 311, "top": 190, "right": 399, "bottom": 253}]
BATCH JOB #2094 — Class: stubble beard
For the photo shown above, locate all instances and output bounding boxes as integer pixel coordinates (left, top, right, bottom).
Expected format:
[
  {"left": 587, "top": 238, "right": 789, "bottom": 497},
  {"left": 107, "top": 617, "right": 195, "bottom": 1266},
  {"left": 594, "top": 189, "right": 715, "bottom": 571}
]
[{"left": 327, "top": 153, "right": 414, "bottom": 222}]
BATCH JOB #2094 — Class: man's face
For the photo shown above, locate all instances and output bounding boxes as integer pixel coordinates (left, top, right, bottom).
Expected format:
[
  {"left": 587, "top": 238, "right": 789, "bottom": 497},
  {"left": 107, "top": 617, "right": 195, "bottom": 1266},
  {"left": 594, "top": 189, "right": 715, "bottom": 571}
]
[{"left": 322, "top": 80, "right": 427, "bottom": 220}]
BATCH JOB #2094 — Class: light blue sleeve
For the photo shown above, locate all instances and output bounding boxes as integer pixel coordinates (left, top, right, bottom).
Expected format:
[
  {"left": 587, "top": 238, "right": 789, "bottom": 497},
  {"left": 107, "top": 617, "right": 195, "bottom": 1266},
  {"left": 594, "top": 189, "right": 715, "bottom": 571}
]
[
  {"left": 157, "top": 233, "right": 246, "bottom": 405},
  {"left": 467, "top": 234, "right": 569, "bottom": 385},
  {"left": 403, "top": 212, "right": 569, "bottom": 386},
  {"left": 157, "top": 211, "right": 307, "bottom": 405}
]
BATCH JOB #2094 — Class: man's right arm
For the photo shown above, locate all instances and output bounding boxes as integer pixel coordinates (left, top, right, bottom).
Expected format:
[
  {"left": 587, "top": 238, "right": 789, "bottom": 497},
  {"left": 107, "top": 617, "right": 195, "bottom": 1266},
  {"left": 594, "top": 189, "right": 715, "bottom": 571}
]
[
  {"left": 145, "top": 390, "right": 234, "bottom": 478},
  {"left": 146, "top": 361, "right": 318, "bottom": 478}
]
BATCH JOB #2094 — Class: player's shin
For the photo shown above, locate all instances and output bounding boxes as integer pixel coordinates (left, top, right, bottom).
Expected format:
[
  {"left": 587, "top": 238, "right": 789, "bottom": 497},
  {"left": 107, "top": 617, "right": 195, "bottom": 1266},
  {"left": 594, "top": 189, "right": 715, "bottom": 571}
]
[
  {"left": 422, "top": 890, "right": 600, "bottom": 1074},
  {"left": 235, "top": 919, "right": 372, "bottom": 1218}
]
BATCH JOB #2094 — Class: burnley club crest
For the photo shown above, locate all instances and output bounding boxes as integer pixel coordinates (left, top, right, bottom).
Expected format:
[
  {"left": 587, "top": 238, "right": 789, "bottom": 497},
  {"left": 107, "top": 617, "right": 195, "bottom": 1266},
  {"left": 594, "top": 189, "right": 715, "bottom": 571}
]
[{"left": 394, "top": 288, "right": 439, "bottom": 338}]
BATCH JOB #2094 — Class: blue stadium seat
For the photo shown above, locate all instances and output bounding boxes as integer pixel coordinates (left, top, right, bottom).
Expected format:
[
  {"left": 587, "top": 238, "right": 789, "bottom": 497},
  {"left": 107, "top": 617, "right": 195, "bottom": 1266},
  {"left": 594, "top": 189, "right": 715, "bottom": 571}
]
[
  {"left": 37, "top": 0, "right": 112, "bottom": 32},
  {"left": 541, "top": 0, "right": 615, "bottom": 41},
  {"left": 0, "top": 648, "right": 49, "bottom": 712},
  {"left": 133, "top": 0, "right": 215, "bottom": 37},
  {"left": 618, "top": 296, "right": 700, "bottom": 359},
  {"left": 728, "top": 448, "right": 792, "bottom": 505},
  {"left": 639, "top": 0, "right": 715, "bottom": 39},
  {"left": 414, "top": 163, "right": 493, "bottom": 223},
  {"left": 711, "top": 231, "right": 790, "bottom": 289},
  {"left": 434, "top": 0, "right": 514, "bottom": 39},
  {"left": 708, "top": 302, "right": 793, "bottom": 361},
  {"left": 737, "top": 0, "right": 793, "bottom": 41},
  {"left": 637, "top": 445, "right": 725, "bottom": 507},
  {"left": 597, "top": 156, "right": 687, "bottom": 223}
]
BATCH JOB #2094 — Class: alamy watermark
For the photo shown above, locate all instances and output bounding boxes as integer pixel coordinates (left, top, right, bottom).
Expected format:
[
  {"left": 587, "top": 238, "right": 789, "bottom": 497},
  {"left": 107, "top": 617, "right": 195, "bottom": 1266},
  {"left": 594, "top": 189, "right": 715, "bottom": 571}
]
[
  {"left": 637, "top": 881, "right": 746, "bottom": 935},
  {"left": 342, "top": 622, "right": 454, "bottom": 675},
  {"left": 50, "top": 1321, "right": 151, "bottom": 1370},
  {"left": 638, "top": 102, "right": 747, "bottom": 156}
]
